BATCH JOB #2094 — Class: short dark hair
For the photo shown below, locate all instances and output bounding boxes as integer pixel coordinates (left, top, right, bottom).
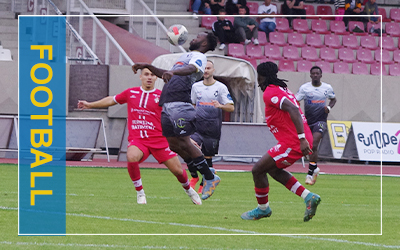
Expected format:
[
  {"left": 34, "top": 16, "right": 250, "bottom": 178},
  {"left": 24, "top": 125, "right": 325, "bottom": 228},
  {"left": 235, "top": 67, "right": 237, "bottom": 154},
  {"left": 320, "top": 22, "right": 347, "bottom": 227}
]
[
  {"left": 219, "top": 8, "right": 226, "bottom": 14},
  {"left": 310, "top": 66, "right": 322, "bottom": 73},
  {"left": 206, "top": 31, "right": 218, "bottom": 51}
]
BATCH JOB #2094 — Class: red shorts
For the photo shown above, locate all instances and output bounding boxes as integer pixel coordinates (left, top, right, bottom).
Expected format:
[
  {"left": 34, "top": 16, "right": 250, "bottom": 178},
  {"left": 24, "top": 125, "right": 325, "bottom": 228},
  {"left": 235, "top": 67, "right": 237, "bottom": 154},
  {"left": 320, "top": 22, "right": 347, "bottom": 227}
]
[
  {"left": 267, "top": 143, "right": 304, "bottom": 169},
  {"left": 128, "top": 139, "right": 177, "bottom": 164}
]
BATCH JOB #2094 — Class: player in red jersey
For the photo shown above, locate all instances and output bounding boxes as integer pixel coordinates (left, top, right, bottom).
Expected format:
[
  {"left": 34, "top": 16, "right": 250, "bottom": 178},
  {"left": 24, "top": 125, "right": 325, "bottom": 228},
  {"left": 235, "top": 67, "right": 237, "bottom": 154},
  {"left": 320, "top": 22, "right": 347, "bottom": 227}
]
[
  {"left": 241, "top": 62, "right": 321, "bottom": 222},
  {"left": 77, "top": 68, "right": 201, "bottom": 205}
]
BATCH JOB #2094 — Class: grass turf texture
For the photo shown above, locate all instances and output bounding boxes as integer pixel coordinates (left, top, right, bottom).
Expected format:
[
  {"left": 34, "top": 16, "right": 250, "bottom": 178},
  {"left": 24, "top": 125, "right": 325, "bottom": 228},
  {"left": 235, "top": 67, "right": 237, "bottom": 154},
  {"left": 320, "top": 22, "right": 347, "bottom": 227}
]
[{"left": 1, "top": 163, "right": 399, "bottom": 249}]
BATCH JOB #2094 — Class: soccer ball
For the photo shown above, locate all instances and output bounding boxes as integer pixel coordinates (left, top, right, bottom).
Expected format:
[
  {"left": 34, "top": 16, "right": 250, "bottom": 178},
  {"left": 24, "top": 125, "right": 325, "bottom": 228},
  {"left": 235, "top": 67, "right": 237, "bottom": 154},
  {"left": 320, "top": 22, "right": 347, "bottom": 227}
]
[{"left": 167, "top": 24, "right": 188, "bottom": 46}]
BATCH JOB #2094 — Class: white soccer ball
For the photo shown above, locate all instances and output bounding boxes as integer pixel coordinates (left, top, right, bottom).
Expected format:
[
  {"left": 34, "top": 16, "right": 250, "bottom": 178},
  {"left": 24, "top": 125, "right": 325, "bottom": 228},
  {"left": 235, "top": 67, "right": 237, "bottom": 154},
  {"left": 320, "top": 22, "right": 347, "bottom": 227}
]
[{"left": 167, "top": 24, "right": 188, "bottom": 46}]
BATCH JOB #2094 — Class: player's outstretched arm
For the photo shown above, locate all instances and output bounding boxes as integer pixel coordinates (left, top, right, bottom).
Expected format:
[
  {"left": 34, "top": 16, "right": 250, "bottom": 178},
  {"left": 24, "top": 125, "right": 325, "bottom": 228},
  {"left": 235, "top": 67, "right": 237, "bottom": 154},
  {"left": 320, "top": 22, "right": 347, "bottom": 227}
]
[
  {"left": 77, "top": 96, "right": 116, "bottom": 110},
  {"left": 162, "top": 65, "right": 197, "bottom": 83},
  {"left": 132, "top": 63, "right": 166, "bottom": 78}
]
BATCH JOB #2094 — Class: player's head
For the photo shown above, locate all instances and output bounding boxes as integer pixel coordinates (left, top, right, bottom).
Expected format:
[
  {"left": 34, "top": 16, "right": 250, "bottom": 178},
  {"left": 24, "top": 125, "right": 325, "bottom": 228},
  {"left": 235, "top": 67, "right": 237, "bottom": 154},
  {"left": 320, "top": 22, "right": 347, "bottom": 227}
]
[
  {"left": 189, "top": 32, "right": 217, "bottom": 52},
  {"left": 257, "top": 62, "right": 288, "bottom": 91},
  {"left": 310, "top": 66, "right": 322, "bottom": 85},
  {"left": 139, "top": 68, "right": 157, "bottom": 90},
  {"left": 218, "top": 9, "right": 226, "bottom": 21},
  {"left": 203, "top": 60, "right": 215, "bottom": 80}
]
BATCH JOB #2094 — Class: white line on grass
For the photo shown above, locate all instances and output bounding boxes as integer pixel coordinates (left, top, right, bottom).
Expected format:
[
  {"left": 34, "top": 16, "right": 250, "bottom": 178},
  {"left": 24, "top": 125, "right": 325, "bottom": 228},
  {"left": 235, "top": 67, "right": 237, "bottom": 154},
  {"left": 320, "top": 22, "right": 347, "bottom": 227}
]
[{"left": 1, "top": 206, "right": 399, "bottom": 249}]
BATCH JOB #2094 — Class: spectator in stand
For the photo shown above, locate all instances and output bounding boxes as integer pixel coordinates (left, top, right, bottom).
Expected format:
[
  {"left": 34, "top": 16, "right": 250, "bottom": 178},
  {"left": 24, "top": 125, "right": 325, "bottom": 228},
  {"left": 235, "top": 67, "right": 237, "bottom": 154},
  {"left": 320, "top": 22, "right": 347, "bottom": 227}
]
[
  {"left": 257, "top": 0, "right": 277, "bottom": 40},
  {"left": 234, "top": 5, "right": 259, "bottom": 45},
  {"left": 225, "top": 0, "right": 248, "bottom": 15},
  {"left": 281, "top": 0, "right": 306, "bottom": 27},
  {"left": 210, "top": 0, "right": 226, "bottom": 15},
  {"left": 343, "top": 0, "right": 363, "bottom": 28},
  {"left": 212, "top": 9, "right": 240, "bottom": 50},
  {"left": 192, "top": 0, "right": 212, "bottom": 19},
  {"left": 362, "top": 0, "right": 380, "bottom": 27},
  {"left": 334, "top": 0, "right": 346, "bottom": 21}
]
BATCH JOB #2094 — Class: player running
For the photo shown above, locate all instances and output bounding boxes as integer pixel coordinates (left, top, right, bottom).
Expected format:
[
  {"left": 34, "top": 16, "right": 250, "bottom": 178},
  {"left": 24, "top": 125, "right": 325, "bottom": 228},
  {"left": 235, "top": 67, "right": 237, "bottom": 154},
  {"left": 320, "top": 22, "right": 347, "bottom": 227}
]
[
  {"left": 241, "top": 62, "right": 321, "bottom": 222},
  {"left": 77, "top": 68, "right": 201, "bottom": 205}
]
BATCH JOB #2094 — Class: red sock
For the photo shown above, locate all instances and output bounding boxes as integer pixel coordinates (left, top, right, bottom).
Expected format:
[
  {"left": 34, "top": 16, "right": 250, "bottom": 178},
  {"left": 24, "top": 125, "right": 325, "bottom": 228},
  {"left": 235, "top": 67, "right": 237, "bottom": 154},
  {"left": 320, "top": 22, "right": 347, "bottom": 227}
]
[
  {"left": 285, "top": 176, "right": 305, "bottom": 197},
  {"left": 127, "top": 162, "right": 143, "bottom": 191},
  {"left": 255, "top": 187, "right": 269, "bottom": 205},
  {"left": 175, "top": 169, "right": 190, "bottom": 190}
]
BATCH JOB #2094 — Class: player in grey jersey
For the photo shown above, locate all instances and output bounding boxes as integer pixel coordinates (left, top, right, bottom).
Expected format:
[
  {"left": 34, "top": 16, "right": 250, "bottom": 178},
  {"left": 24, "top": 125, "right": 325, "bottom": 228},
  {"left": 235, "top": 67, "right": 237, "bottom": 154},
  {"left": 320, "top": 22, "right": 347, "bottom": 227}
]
[{"left": 296, "top": 66, "right": 337, "bottom": 185}]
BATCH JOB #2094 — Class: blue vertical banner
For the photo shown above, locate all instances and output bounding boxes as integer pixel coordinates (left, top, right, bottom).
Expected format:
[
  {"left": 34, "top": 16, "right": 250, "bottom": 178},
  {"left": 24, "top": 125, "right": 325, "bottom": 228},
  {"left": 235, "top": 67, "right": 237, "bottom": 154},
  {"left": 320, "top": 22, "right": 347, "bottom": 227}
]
[{"left": 19, "top": 16, "right": 66, "bottom": 235}]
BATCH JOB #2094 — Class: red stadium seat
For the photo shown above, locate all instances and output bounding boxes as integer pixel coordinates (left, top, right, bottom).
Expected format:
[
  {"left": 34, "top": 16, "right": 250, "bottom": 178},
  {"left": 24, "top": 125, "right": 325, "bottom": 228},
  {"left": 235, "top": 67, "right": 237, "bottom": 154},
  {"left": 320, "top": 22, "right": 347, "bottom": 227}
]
[
  {"left": 352, "top": 62, "right": 369, "bottom": 75},
  {"left": 366, "top": 22, "right": 384, "bottom": 36},
  {"left": 370, "top": 62, "right": 387, "bottom": 75},
  {"left": 283, "top": 45, "right": 301, "bottom": 61},
  {"left": 297, "top": 60, "right": 314, "bottom": 72},
  {"left": 275, "top": 18, "right": 293, "bottom": 33},
  {"left": 306, "top": 33, "right": 324, "bottom": 48},
  {"left": 293, "top": 19, "right": 312, "bottom": 34},
  {"left": 360, "top": 36, "right": 378, "bottom": 50},
  {"left": 201, "top": 16, "right": 217, "bottom": 29},
  {"left": 257, "top": 31, "right": 268, "bottom": 45},
  {"left": 379, "top": 36, "right": 396, "bottom": 51},
  {"left": 389, "top": 64, "right": 400, "bottom": 76},
  {"left": 264, "top": 44, "right": 283, "bottom": 60},
  {"left": 348, "top": 21, "right": 367, "bottom": 36},
  {"left": 333, "top": 61, "right": 350, "bottom": 74},
  {"left": 385, "top": 22, "right": 400, "bottom": 37},
  {"left": 320, "top": 47, "right": 338, "bottom": 62},
  {"left": 374, "top": 49, "right": 393, "bottom": 65},
  {"left": 317, "top": 5, "right": 334, "bottom": 20},
  {"left": 393, "top": 50, "right": 400, "bottom": 64},
  {"left": 342, "top": 35, "right": 359, "bottom": 49},
  {"left": 227, "top": 43, "right": 246, "bottom": 59},
  {"left": 330, "top": 21, "right": 350, "bottom": 35},
  {"left": 324, "top": 34, "right": 342, "bottom": 49},
  {"left": 247, "top": 1, "right": 259, "bottom": 15},
  {"left": 269, "top": 32, "right": 286, "bottom": 46},
  {"left": 390, "top": 8, "right": 400, "bottom": 22},
  {"left": 278, "top": 59, "right": 295, "bottom": 72},
  {"left": 246, "top": 44, "right": 264, "bottom": 59},
  {"left": 378, "top": 8, "right": 391, "bottom": 22},
  {"left": 311, "top": 19, "right": 329, "bottom": 34},
  {"left": 304, "top": 4, "right": 317, "bottom": 19},
  {"left": 356, "top": 48, "right": 374, "bottom": 64},
  {"left": 288, "top": 33, "right": 306, "bottom": 47},
  {"left": 315, "top": 60, "right": 332, "bottom": 73},
  {"left": 301, "top": 46, "right": 319, "bottom": 62},
  {"left": 338, "top": 47, "right": 357, "bottom": 63}
]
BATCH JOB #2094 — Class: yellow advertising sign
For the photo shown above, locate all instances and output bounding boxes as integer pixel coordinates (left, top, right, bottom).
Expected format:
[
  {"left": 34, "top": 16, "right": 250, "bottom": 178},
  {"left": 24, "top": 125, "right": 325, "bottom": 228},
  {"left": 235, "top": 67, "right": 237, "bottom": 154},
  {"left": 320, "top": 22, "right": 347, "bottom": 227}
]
[{"left": 327, "top": 120, "right": 352, "bottom": 159}]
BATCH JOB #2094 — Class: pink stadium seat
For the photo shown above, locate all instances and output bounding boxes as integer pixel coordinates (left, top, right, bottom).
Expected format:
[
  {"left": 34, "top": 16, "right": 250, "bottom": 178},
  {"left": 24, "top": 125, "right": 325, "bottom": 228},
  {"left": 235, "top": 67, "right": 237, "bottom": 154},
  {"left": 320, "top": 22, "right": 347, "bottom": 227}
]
[
  {"left": 378, "top": 8, "right": 391, "bottom": 22},
  {"left": 247, "top": 58, "right": 258, "bottom": 69},
  {"left": 342, "top": 35, "right": 359, "bottom": 49},
  {"left": 390, "top": 8, "right": 400, "bottom": 22},
  {"left": 247, "top": 1, "right": 259, "bottom": 15},
  {"left": 320, "top": 47, "right": 338, "bottom": 62},
  {"left": 317, "top": 5, "right": 334, "bottom": 20},
  {"left": 227, "top": 43, "right": 246, "bottom": 59},
  {"left": 297, "top": 60, "right": 314, "bottom": 72},
  {"left": 278, "top": 59, "right": 295, "bottom": 72},
  {"left": 311, "top": 19, "right": 330, "bottom": 34},
  {"left": 374, "top": 49, "right": 393, "bottom": 65},
  {"left": 269, "top": 32, "right": 286, "bottom": 46},
  {"left": 288, "top": 33, "right": 306, "bottom": 47},
  {"left": 275, "top": 18, "right": 293, "bottom": 33},
  {"left": 356, "top": 48, "right": 374, "bottom": 64},
  {"left": 324, "top": 34, "right": 342, "bottom": 49},
  {"left": 333, "top": 61, "right": 350, "bottom": 74},
  {"left": 293, "top": 19, "right": 312, "bottom": 34},
  {"left": 306, "top": 33, "right": 324, "bottom": 48},
  {"left": 385, "top": 22, "right": 400, "bottom": 37},
  {"left": 315, "top": 60, "right": 332, "bottom": 73},
  {"left": 389, "top": 64, "right": 400, "bottom": 76},
  {"left": 201, "top": 16, "right": 217, "bottom": 29},
  {"left": 246, "top": 44, "right": 264, "bottom": 59},
  {"left": 301, "top": 46, "right": 319, "bottom": 62},
  {"left": 283, "top": 45, "right": 301, "bottom": 61},
  {"left": 370, "top": 62, "right": 387, "bottom": 75},
  {"left": 366, "top": 22, "right": 384, "bottom": 36},
  {"left": 330, "top": 21, "right": 350, "bottom": 35},
  {"left": 304, "top": 4, "right": 317, "bottom": 19},
  {"left": 338, "top": 47, "right": 357, "bottom": 63},
  {"left": 264, "top": 44, "right": 283, "bottom": 60},
  {"left": 392, "top": 49, "right": 400, "bottom": 64},
  {"left": 226, "top": 16, "right": 234, "bottom": 24},
  {"left": 260, "top": 58, "right": 276, "bottom": 64},
  {"left": 348, "top": 21, "right": 367, "bottom": 36},
  {"left": 352, "top": 62, "right": 369, "bottom": 75},
  {"left": 257, "top": 31, "right": 268, "bottom": 45},
  {"left": 360, "top": 36, "right": 378, "bottom": 50},
  {"left": 379, "top": 36, "right": 396, "bottom": 51}
]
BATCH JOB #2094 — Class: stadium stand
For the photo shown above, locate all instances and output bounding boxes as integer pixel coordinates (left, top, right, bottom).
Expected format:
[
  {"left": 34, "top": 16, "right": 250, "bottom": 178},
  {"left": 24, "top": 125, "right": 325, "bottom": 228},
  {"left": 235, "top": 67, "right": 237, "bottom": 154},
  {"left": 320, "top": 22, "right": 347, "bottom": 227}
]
[
  {"left": 352, "top": 62, "right": 369, "bottom": 75},
  {"left": 390, "top": 8, "right": 400, "bottom": 22},
  {"left": 315, "top": 60, "right": 332, "bottom": 73},
  {"left": 324, "top": 34, "right": 342, "bottom": 49},
  {"left": 288, "top": 33, "right": 306, "bottom": 47},
  {"left": 297, "top": 60, "right": 313, "bottom": 72},
  {"left": 330, "top": 21, "right": 350, "bottom": 35},
  {"left": 342, "top": 35, "right": 359, "bottom": 49},
  {"left": 293, "top": 19, "right": 312, "bottom": 34},
  {"left": 227, "top": 43, "right": 246, "bottom": 59},
  {"left": 317, "top": 5, "right": 334, "bottom": 20},
  {"left": 257, "top": 32, "right": 268, "bottom": 45},
  {"left": 333, "top": 61, "right": 350, "bottom": 74},
  {"left": 301, "top": 46, "right": 319, "bottom": 62},
  {"left": 306, "top": 33, "right": 324, "bottom": 48},
  {"left": 303, "top": 5, "right": 317, "bottom": 19},
  {"left": 348, "top": 21, "right": 367, "bottom": 36},
  {"left": 339, "top": 47, "right": 357, "bottom": 63},
  {"left": 356, "top": 48, "right": 374, "bottom": 64},
  {"left": 392, "top": 49, "right": 400, "bottom": 64},
  {"left": 283, "top": 45, "right": 301, "bottom": 60},
  {"left": 246, "top": 44, "right": 264, "bottom": 59},
  {"left": 370, "top": 62, "right": 387, "bottom": 75},
  {"left": 275, "top": 18, "right": 293, "bottom": 33},
  {"left": 311, "top": 19, "right": 330, "bottom": 34},
  {"left": 389, "top": 64, "right": 400, "bottom": 76},
  {"left": 385, "top": 22, "right": 400, "bottom": 37},
  {"left": 379, "top": 8, "right": 391, "bottom": 22},
  {"left": 201, "top": 16, "right": 217, "bottom": 29},
  {"left": 264, "top": 44, "right": 283, "bottom": 60},
  {"left": 320, "top": 46, "right": 338, "bottom": 62},
  {"left": 278, "top": 59, "right": 295, "bottom": 71},
  {"left": 360, "top": 36, "right": 378, "bottom": 50},
  {"left": 374, "top": 49, "right": 393, "bottom": 65},
  {"left": 269, "top": 32, "right": 286, "bottom": 46},
  {"left": 247, "top": 1, "right": 259, "bottom": 15}
]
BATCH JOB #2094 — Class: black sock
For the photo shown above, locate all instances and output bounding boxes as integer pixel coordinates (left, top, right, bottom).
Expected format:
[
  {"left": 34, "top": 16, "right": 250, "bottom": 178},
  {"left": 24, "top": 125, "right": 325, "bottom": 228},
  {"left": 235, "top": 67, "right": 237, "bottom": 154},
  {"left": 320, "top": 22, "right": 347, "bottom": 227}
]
[
  {"left": 184, "top": 159, "right": 198, "bottom": 178},
  {"left": 308, "top": 162, "right": 317, "bottom": 175},
  {"left": 193, "top": 155, "right": 214, "bottom": 180},
  {"left": 206, "top": 158, "right": 213, "bottom": 169}
]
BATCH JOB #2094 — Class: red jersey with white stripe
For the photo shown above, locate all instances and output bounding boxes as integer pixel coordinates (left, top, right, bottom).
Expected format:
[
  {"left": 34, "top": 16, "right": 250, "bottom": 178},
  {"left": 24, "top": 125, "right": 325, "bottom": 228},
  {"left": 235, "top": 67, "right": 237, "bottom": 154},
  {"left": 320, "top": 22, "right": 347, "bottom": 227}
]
[
  {"left": 263, "top": 85, "right": 312, "bottom": 147},
  {"left": 114, "top": 87, "right": 165, "bottom": 146}
]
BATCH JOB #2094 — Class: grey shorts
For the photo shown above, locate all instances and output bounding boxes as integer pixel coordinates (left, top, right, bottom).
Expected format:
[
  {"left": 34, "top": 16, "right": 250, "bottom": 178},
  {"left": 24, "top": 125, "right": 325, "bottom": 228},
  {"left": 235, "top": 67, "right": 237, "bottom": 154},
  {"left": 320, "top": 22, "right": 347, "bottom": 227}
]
[
  {"left": 309, "top": 121, "right": 327, "bottom": 134},
  {"left": 161, "top": 102, "right": 196, "bottom": 137},
  {"left": 191, "top": 132, "right": 220, "bottom": 157}
]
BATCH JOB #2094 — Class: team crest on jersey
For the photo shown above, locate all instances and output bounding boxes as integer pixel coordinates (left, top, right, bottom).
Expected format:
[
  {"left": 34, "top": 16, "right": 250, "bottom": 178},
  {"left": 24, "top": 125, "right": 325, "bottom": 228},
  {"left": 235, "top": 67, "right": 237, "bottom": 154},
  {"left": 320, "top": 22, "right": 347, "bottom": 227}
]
[
  {"left": 271, "top": 96, "right": 279, "bottom": 104},
  {"left": 214, "top": 90, "right": 218, "bottom": 97},
  {"left": 153, "top": 94, "right": 159, "bottom": 103}
]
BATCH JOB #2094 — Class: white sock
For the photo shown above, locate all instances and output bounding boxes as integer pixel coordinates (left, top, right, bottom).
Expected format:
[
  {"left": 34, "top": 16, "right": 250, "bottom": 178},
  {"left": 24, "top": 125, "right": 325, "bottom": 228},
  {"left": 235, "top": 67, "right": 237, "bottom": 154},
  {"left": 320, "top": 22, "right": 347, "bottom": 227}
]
[
  {"left": 301, "top": 190, "right": 310, "bottom": 200},
  {"left": 258, "top": 202, "right": 269, "bottom": 210},
  {"left": 137, "top": 189, "right": 145, "bottom": 196}
]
